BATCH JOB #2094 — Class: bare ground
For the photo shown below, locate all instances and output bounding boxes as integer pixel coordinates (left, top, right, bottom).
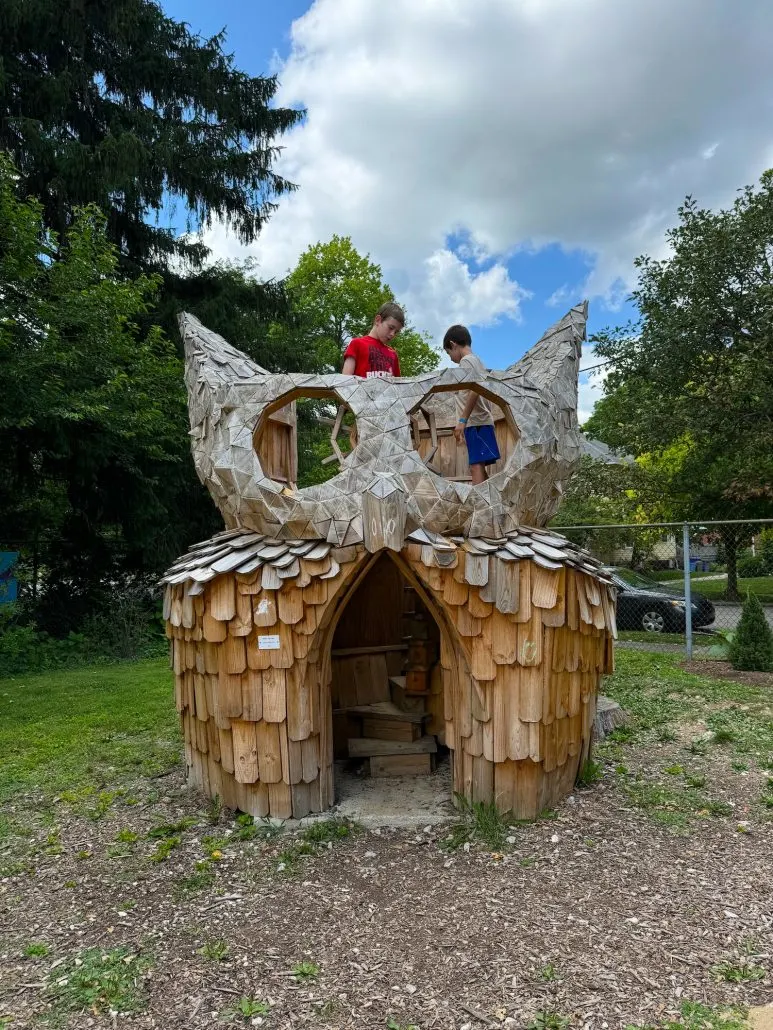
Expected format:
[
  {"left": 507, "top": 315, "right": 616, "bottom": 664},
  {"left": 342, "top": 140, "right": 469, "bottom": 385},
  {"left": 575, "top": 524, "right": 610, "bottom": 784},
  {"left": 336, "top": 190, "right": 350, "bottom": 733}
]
[
  {"left": 2, "top": 745, "right": 772, "bottom": 1030},
  {"left": 680, "top": 661, "right": 773, "bottom": 690}
]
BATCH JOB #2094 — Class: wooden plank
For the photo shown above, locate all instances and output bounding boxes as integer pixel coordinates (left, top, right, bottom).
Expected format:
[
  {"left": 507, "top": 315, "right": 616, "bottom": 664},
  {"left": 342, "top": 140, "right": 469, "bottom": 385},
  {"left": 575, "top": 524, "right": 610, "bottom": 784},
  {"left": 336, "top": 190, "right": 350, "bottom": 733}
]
[
  {"left": 348, "top": 735, "right": 438, "bottom": 757},
  {"left": 301, "top": 735, "right": 320, "bottom": 783},
  {"left": 520, "top": 665, "right": 542, "bottom": 722},
  {"left": 495, "top": 559, "right": 520, "bottom": 614},
  {"left": 532, "top": 565, "right": 560, "bottom": 609},
  {"left": 465, "top": 553, "right": 489, "bottom": 587},
  {"left": 193, "top": 674, "right": 209, "bottom": 721},
  {"left": 268, "top": 781, "right": 293, "bottom": 820},
  {"left": 209, "top": 576, "right": 236, "bottom": 621},
  {"left": 223, "top": 635, "right": 247, "bottom": 674},
  {"left": 332, "top": 644, "right": 408, "bottom": 657},
  {"left": 513, "top": 561, "right": 532, "bottom": 624},
  {"left": 542, "top": 567, "right": 567, "bottom": 627},
  {"left": 256, "top": 721, "right": 282, "bottom": 783},
  {"left": 362, "top": 717, "right": 420, "bottom": 742},
  {"left": 217, "top": 669, "right": 244, "bottom": 720},
  {"left": 291, "top": 782, "right": 312, "bottom": 820},
  {"left": 231, "top": 720, "right": 259, "bottom": 783},
  {"left": 471, "top": 754, "right": 494, "bottom": 803},
  {"left": 253, "top": 592, "right": 278, "bottom": 628},
  {"left": 492, "top": 675, "right": 508, "bottom": 764},
  {"left": 362, "top": 486, "right": 407, "bottom": 553},
  {"left": 203, "top": 612, "right": 227, "bottom": 642},
  {"left": 230, "top": 591, "right": 253, "bottom": 636},
  {"left": 517, "top": 614, "right": 542, "bottom": 667},
  {"left": 262, "top": 666, "right": 287, "bottom": 722},
  {"left": 467, "top": 590, "right": 493, "bottom": 619},
  {"left": 242, "top": 669, "right": 263, "bottom": 722},
  {"left": 278, "top": 586, "right": 304, "bottom": 625},
  {"left": 343, "top": 701, "right": 426, "bottom": 724},
  {"left": 287, "top": 660, "right": 312, "bottom": 741},
  {"left": 494, "top": 759, "right": 516, "bottom": 814},
  {"left": 370, "top": 753, "right": 433, "bottom": 777},
  {"left": 470, "top": 634, "right": 497, "bottom": 681},
  {"left": 218, "top": 727, "right": 234, "bottom": 774},
  {"left": 443, "top": 574, "right": 468, "bottom": 606},
  {"left": 489, "top": 610, "right": 517, "bottom": 665}
]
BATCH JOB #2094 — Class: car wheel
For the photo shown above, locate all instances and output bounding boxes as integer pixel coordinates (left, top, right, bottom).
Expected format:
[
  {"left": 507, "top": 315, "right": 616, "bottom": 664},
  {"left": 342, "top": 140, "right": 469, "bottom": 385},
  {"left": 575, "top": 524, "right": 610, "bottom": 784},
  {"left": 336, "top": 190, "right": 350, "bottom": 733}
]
[{"left": 641, "top": 609, "right": 666, "bottom": 633}]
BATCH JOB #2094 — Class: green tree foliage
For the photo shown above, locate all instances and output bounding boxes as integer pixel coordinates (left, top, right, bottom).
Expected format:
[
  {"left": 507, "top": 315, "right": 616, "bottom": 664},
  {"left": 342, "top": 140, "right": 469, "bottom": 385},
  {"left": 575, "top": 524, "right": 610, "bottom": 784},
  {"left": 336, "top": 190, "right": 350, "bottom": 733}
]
[
  {"left": 0, "top": 0, "right": 302, "bottom": 269},
  {"left": 269, "top": 236, "right": 440, "bottom": 487},
  {"left": 0, "top": 156, "right": 212, "bottom": 632},
  {"left": 729, "top": 593, "right": 773, "bottom": 672},
  {"left": 273, "top": 235, "right": 440, "bottom": 375},
  {"left": 585, "top": 171, "right": 773, "bottom": 596}
]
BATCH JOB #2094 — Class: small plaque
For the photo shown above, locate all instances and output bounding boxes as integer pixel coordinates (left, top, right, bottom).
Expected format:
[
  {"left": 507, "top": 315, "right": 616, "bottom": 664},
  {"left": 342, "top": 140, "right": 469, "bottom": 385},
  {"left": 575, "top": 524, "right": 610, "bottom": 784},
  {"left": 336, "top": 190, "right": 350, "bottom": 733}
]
[{"left": 258, "top": 634, "right": 281, "bottom": 650}]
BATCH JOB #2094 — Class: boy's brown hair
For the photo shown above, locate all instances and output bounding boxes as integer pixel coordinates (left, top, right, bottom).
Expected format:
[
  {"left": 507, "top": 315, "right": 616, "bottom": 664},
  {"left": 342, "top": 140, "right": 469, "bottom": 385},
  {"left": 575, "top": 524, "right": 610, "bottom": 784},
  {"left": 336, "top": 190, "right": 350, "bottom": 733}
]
[
  {"left": 375, "top": 301, "right": 405, "bottom": 326},
  {"left": 443, "top": 324, "right": 472, "bottom": 351}
]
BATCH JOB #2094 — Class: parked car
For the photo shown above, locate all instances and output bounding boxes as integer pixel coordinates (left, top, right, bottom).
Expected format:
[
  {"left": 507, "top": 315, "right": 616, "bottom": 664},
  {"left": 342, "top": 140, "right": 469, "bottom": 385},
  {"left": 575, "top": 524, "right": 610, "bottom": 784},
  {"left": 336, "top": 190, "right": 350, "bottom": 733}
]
[{"left": 604, "top": 567, "right": 715, "bottom": 633}]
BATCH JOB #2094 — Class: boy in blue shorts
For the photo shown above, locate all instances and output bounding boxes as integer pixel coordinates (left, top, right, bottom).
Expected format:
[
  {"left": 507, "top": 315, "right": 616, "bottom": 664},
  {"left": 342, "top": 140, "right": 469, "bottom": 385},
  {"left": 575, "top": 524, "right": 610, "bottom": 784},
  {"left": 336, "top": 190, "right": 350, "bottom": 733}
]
[{"left": 443, "top": 325, "right": 501, "bottom": 485}]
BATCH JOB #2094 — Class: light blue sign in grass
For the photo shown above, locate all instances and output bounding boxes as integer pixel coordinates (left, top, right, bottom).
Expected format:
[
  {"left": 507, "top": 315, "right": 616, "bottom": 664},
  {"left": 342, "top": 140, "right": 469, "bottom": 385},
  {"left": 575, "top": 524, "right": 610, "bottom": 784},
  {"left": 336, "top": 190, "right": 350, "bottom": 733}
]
[{"left": 0, "top": 552, "right": 19, "bottom": 604}]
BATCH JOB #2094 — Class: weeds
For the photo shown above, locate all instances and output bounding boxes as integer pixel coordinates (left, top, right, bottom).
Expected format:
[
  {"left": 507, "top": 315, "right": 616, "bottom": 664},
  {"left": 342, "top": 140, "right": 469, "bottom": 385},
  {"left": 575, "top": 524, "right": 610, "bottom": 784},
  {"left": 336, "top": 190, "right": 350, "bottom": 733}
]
[
  {"left": 292, "top": 959, "right": 319, "bottom": 980},
  {"left": 712, "top": 958, "right": 766, "bottom": 983},
  {"left": 273, "top": 818, "right": 358, "bottom": 875},
  {"left": 150, "top": 836, "right": 180, "bottom": 863},
  {"left": 206, "top": 793, "right": 223, "bottom": 825},
  {"left": 577, "top": 758, "right": 606, "bottom": 786},
  {"left": 146, "top": 818, "right": 197, "bottom": 839},
  {"left": 226, "top": 996, "right": 270, "bottom": 1020},
  {"left": 175, "top": 862, "right": 216, "bottom": 896},
  {"left": 625, "top": 1001, "right": 750, "bottom": 1030},
  {"left": 386, "top": 1018, "right": 419, "bottom": 1030},
  {"left": 46, "top": 947, "right": 152, "bottom": 1015},
  {"left": 199, "top": 940, "right": 230, "bottom": 962},
  {"left": 537, "top": 962, "right": 560, "bottom": 982},
  {"left": 23, "top": 942, "right": 50, "bottom": 958},
  {"left": 528, "top": 1011, "right": 569, "bottom": 1030},
  {"left": 441, "top": 794, "right": 509, "bottom": 851}
]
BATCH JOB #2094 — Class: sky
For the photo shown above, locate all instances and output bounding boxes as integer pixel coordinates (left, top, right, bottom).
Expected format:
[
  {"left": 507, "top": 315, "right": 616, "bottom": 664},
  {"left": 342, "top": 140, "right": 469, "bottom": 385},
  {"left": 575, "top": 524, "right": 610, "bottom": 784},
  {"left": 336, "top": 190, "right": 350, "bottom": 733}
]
[{"left": 160, "top": 0, "right": 773, "bottom": 422}]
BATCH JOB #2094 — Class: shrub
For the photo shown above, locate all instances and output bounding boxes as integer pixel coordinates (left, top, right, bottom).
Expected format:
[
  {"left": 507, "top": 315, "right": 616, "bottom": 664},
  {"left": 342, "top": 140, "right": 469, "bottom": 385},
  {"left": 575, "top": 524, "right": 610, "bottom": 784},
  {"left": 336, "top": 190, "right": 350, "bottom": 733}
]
[
  {"left": 729, "top": 593, "right": 773, "bottom": 672},
  {"left": 737, "top": 553, "right": 767, "bottom": 578}
]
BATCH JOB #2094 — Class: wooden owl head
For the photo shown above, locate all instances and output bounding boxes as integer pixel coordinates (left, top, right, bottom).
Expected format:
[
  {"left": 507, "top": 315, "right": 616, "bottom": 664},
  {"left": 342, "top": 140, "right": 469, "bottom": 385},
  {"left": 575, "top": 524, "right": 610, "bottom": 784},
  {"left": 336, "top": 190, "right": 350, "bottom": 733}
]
[{"left": 179, "top": 302, "right": 586, "bottom": 550}]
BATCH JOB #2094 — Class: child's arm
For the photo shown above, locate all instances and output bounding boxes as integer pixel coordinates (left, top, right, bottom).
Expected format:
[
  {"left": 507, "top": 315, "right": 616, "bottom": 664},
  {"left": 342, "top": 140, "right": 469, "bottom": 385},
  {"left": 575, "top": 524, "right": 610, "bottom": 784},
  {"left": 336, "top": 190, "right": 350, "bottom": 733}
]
[
  {"left": 454, "top": 391, "right": 482, "bottom": 442},
  {"left": 342, "top": 355, "right": 356, "bottom": 375}
]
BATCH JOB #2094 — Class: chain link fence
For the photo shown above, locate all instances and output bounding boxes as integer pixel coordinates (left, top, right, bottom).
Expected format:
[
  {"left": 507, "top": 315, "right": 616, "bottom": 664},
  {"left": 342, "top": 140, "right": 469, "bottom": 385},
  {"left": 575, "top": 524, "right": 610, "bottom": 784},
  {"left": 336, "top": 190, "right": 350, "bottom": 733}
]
[{"left": 555, "top": 519, "right": 773, "bottom": 659}]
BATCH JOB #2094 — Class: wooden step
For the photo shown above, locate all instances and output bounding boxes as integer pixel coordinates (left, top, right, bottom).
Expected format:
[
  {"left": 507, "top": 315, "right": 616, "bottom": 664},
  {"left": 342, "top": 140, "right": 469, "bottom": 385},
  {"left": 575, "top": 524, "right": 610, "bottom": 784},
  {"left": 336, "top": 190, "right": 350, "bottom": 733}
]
[
  {"left": 362, "top": 717, "right": 420, "bottom": 742},
  {"left": 332, "top": 644, "right": 408, "bottom": 657},
  {"left": 370, "top": 753, "right": 434, "bottom": 778},
  {"left": 348, "top": 735, "right": 438, "bottom": 758},
  {"left": 341, "top": 701, "right": 426, "bottom": 724},
  {"left": 389, "top": 677, "right": 427, "bottom": 715}
]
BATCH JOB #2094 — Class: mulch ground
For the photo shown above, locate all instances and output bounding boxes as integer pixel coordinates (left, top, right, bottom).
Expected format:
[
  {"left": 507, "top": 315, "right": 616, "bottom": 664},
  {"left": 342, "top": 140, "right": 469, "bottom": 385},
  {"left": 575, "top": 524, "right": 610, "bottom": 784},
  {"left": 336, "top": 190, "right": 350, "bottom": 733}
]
[
  {"left": 2, "top": 756, "right": 772, "bottom": 1030},
  {"left": 681, "top": 661, "right": 773, "bottom": 689}
]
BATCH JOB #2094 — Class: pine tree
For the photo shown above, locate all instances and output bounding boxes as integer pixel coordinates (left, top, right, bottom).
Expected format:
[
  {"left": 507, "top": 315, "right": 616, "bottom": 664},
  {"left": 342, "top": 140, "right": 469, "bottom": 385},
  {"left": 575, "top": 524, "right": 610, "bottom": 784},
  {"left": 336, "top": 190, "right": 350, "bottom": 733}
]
[
  {"left": 729, "top": 593, "right": 773, "bottom": 672},
  {"left": 0, "top": 0, "right": 302, "bottom": 270}
]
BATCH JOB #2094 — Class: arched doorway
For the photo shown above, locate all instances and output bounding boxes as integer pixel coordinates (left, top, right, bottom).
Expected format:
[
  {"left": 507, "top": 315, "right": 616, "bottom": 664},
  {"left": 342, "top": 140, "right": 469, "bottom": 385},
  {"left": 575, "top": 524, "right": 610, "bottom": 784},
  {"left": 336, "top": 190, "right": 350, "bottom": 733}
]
[{"left": 314, "top": 550, "right": 465, "bottom": 809}]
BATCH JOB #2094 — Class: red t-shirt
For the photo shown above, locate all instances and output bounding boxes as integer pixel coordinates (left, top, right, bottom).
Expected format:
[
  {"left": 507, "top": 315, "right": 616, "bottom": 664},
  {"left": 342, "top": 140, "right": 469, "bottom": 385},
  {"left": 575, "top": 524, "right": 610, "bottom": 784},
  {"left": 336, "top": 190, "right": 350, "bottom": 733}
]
[{"left": 343, "top": 335, "right": 401, "bottom": 378}]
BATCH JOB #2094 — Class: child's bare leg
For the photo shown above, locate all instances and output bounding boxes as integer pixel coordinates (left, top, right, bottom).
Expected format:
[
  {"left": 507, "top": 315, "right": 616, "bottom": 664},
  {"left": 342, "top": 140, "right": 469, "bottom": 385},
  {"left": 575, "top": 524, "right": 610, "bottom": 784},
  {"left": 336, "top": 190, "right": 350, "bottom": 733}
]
[{"left": 470, "top": 463, "right": 487, "bottom": 485}]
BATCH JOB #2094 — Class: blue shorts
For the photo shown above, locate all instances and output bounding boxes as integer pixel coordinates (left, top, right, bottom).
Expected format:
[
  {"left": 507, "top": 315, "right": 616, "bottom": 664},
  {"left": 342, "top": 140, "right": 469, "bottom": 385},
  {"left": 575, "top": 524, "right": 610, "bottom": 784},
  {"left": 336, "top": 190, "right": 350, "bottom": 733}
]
[{"left": 464, "top": 424, "right": 501, "bottom": 466}]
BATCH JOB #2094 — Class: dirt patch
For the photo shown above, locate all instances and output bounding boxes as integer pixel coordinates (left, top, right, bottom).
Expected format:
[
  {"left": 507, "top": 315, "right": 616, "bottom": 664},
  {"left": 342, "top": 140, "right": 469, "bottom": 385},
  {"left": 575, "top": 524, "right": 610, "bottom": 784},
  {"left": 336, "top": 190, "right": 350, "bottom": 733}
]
[
  {"left": 2, "top": 763, "right": 773, "bottom": 1030},
  {"left": 681, "top": 660, "right": 773, "bottom": 688}
]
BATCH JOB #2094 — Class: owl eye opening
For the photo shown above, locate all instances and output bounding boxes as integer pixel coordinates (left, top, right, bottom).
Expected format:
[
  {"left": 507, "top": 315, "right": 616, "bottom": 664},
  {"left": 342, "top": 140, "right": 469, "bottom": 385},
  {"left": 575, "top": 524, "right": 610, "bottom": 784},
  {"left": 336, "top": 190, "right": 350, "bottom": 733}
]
[
  {"left": 253, "top": 388, "right": 356, "bottom": 490},
  {"left": 409, "top": 384, "right": 519, "bottom": 483}
]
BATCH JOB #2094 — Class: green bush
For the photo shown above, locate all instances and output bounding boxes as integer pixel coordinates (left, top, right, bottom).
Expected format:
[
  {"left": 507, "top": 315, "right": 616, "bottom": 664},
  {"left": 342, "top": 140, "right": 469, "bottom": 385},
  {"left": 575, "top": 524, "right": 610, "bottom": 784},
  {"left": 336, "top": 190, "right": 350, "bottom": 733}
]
[
  {"left": 737, "top": 553, "right": 768, "bottom": 578},
  {"left": 0, "top": 592, "right": 165, "bottom": 677},
  {"left": 729, "top": 593, "right": 773, "bottom": 672}
]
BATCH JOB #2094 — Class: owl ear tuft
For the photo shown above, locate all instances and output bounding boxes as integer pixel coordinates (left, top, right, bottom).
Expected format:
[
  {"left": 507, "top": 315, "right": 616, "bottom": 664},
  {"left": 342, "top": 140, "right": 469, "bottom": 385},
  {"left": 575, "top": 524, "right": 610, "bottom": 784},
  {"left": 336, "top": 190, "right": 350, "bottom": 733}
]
[{"left": 505, "top": 301, "right": 586, "bottom": 404}]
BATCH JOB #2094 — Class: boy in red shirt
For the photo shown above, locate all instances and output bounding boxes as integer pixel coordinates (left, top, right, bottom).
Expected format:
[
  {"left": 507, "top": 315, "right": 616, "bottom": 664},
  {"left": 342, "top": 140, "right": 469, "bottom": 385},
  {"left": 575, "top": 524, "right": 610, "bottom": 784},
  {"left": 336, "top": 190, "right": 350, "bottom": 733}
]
[{"left": 342, "top": 302, "right": 403, "bottom": 378}]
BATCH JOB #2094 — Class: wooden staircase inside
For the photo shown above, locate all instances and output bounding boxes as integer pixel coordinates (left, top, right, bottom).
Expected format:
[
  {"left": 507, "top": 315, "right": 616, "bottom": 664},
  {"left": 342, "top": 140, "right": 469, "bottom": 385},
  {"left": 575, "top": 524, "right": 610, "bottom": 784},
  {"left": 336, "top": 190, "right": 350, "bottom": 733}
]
[{"left": 331, "top": 566, "right": 443, "bottom": 778}]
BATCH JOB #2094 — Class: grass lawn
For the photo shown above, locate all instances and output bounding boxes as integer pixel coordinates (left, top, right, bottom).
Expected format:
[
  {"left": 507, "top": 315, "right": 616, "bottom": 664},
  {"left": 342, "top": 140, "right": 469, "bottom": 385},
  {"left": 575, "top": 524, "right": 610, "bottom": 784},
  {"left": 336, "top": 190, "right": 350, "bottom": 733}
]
[
  {"left": 1, "top": 653, "right": 772, "bottom": 1028},
  {"left": 618, "top": 630, "right": 716, "bottom": 644},
  {"left": 0, "top": 659, "right": 179, "bottom": 806},
  {"left": 655, "top": 571, "right": 773, "bottom": 603}
]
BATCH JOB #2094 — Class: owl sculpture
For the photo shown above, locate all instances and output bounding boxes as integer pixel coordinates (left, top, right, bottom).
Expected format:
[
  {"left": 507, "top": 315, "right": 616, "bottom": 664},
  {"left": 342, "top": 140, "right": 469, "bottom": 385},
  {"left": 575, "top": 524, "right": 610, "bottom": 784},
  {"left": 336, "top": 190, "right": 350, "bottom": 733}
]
[{"left": 180, "top": 301, "right": 587, "bottom": 549}]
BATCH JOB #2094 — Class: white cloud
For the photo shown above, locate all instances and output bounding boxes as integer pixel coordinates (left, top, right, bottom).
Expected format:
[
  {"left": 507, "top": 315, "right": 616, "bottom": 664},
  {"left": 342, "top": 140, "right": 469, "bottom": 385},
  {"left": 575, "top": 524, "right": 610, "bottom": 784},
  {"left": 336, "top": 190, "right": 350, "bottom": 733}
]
[{"left": 204, "top": 0, "right": 773, "bottom": 345}]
